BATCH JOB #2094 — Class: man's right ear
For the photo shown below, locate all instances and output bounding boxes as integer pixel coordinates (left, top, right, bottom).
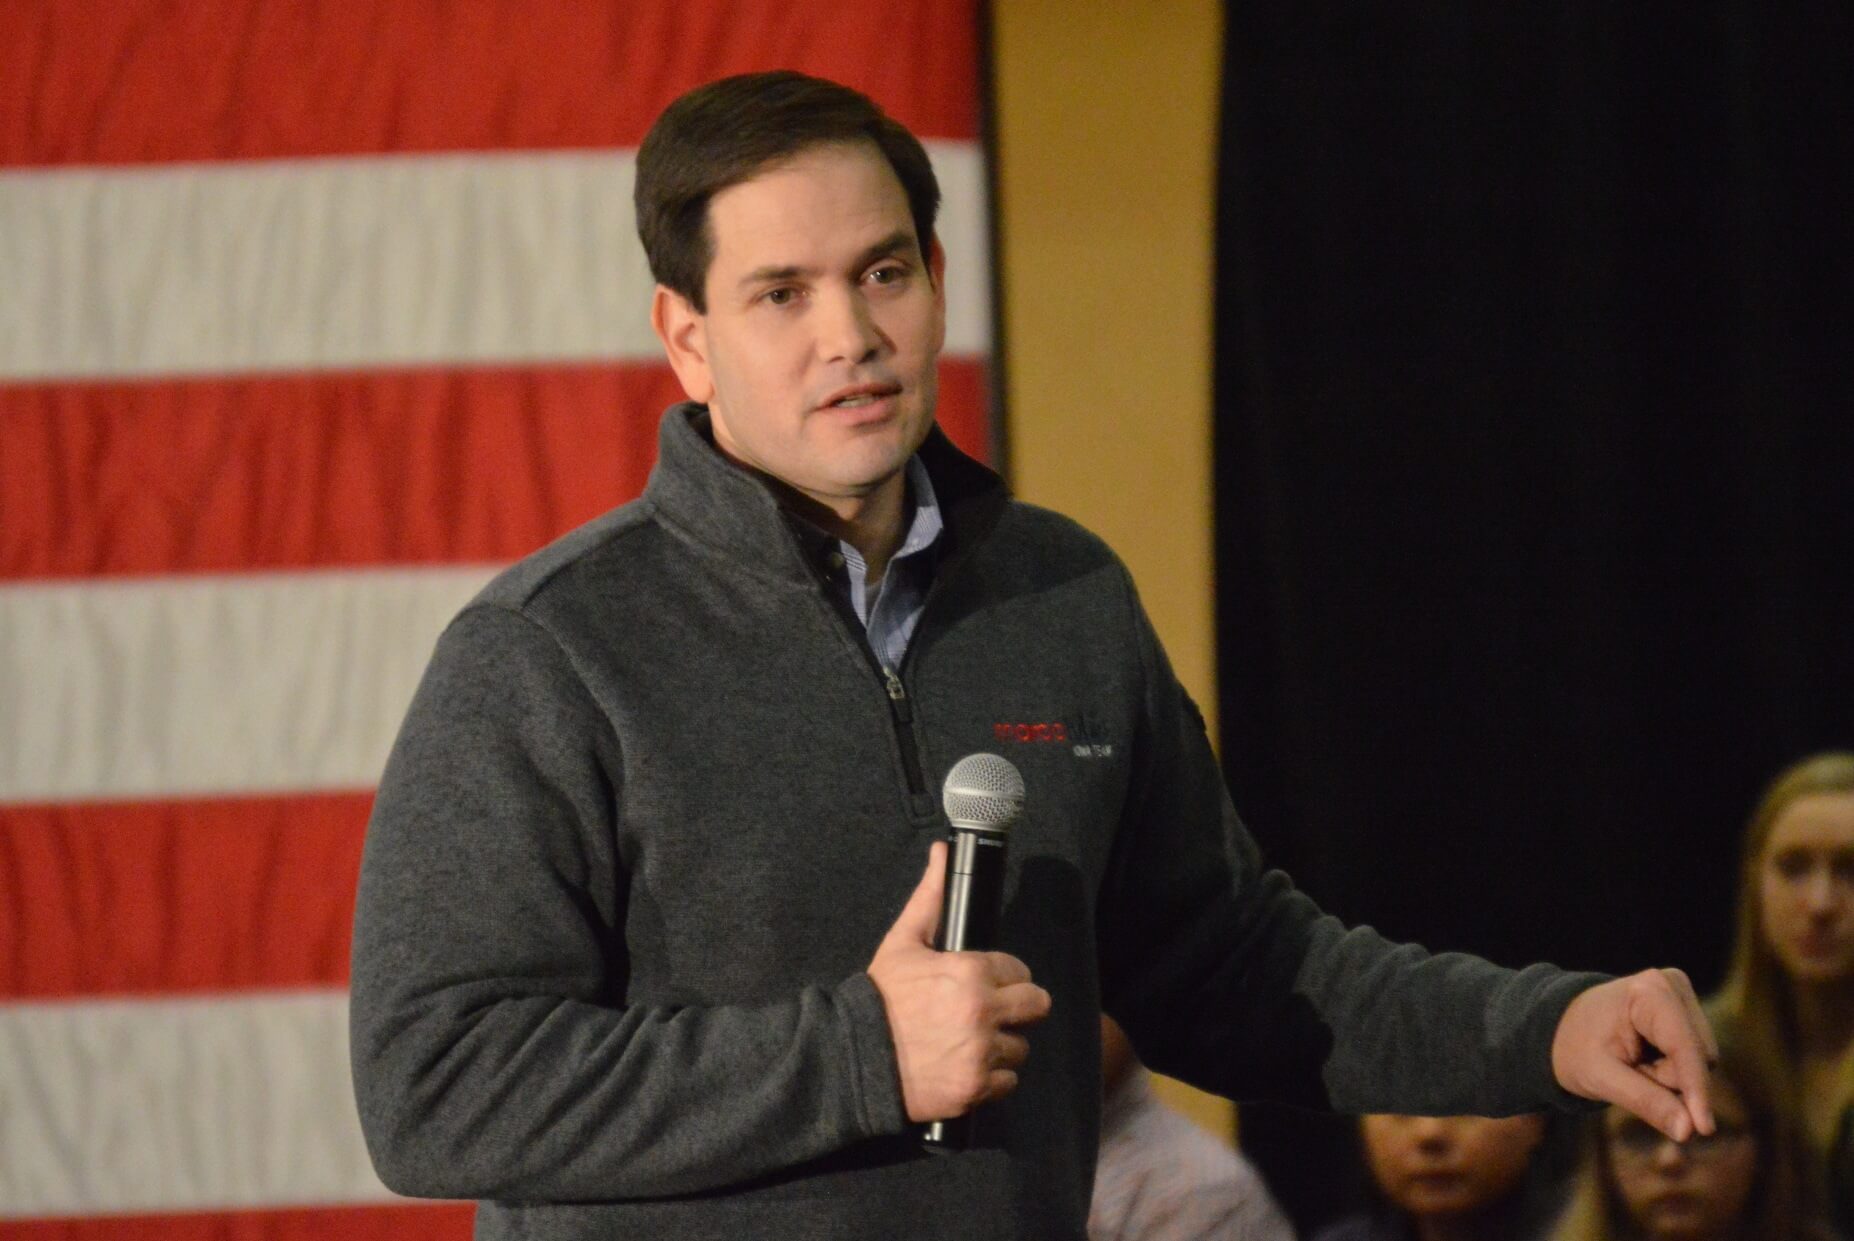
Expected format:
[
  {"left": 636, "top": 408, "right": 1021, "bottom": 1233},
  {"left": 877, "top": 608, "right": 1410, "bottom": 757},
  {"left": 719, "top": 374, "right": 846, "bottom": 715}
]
[{"left": 651, "top": 285, "right": 715, "bottom": 405}]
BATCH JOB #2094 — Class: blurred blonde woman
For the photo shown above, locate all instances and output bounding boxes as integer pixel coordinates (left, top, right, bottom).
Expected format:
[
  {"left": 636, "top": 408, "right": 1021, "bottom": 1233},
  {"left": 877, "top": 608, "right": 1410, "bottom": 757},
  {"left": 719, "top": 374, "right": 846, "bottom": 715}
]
[
  {"left": 1548, "top": 1030, "right": 1831, "bottom": 1241},
  {"left": 1710, "top": 752, "right": 1854, "bottom": 1227}
]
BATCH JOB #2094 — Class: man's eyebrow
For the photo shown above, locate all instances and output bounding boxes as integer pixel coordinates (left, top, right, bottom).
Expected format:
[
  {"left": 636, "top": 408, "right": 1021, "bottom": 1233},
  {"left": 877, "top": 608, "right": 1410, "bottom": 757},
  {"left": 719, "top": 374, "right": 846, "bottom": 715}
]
[
  {"left": 853, "top": 230, "right": 920, "bottom": 269},
  {"left": 739, "top": 263, "right": 807, "bottom": 290},
  {"left": 735, "top": 231, "right": 921, "bottom": 291}
]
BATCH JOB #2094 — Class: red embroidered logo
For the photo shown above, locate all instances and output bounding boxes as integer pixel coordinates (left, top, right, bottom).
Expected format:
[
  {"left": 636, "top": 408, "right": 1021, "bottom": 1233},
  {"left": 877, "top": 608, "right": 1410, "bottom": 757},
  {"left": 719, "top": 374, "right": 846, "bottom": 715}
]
[{"left": 993, "top": 722, "right": 1069, "bottom": 744}]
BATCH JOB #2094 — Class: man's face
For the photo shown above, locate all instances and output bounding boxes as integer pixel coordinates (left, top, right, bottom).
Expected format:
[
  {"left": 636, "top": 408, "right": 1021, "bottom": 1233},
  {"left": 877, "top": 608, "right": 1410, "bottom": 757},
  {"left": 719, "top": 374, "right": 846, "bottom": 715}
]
[{"left": 653, "top": 140, "right": 946, "bottom": 510}]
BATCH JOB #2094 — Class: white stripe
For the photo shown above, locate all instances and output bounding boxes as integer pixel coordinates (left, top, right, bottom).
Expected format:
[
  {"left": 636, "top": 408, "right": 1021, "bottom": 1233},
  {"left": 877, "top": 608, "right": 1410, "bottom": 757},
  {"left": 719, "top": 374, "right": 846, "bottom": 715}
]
[
  {"left": 0, "top": 143, "right": 991, "bottom": 382},
  {"left": 930, "top": 141, "right": 994, "bottom": 364},
  {"left": 0, "top": 991, "right": 395, "bottom": 1218},
  {"left": 0, "top": 567, "right": 495, "bottom": 805}
]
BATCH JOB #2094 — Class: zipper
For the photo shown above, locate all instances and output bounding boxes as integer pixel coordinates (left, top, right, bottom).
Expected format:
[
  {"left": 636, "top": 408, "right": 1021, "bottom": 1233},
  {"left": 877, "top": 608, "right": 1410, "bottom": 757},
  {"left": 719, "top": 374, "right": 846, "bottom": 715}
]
[
  {"left": 880, "top": 531, "right": 988, "bottom": 812},
  {"left": 811, "top": 505, "right": 1001, "bottom": 816},
  {"left": 881, "top": 663, "right": 930, "bottom": 801},
  {"left": 808, "top": 565, "right": 933, "bottom": 810}
]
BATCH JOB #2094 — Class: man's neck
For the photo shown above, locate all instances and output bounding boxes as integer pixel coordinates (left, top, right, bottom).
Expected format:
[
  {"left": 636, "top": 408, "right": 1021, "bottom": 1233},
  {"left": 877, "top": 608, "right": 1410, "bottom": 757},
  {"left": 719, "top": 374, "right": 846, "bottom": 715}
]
[{"left": 775, "top": 470, "right": 909, "bottom": 587}]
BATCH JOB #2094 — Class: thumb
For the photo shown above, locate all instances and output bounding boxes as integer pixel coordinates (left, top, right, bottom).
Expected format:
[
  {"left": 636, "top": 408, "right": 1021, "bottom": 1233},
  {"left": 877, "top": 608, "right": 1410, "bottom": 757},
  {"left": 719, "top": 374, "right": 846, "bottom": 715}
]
[
  {"left": 882, "top": 841, "right": 947, "bottom": 949},
  {"left": 1582, "top": 1056, "right": 1694, "bottom": 1143}
]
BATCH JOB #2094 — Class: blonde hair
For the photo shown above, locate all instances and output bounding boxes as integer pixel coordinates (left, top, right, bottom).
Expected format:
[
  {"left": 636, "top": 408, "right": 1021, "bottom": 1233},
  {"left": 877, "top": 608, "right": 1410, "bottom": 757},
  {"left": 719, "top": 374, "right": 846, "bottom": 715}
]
[
  {"left": 1711, "top": 751, "right": 1854, "bottom": 1155},
  {"left": 1548, "top": 1031, "right": 1818, "bottom": 1241}
]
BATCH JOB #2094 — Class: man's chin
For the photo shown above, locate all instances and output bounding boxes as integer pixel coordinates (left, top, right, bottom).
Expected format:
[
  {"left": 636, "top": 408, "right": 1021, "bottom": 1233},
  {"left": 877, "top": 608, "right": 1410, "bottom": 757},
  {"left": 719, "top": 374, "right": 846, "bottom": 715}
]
[
  {"left": 780, "top": 445, "right": 914, "bottom": 503},
  {"left": 829, "top": 467, "right": 911, "bottom": 497},
  {"left": 829, "top": 434, "right": 925, "bottom": 483}
]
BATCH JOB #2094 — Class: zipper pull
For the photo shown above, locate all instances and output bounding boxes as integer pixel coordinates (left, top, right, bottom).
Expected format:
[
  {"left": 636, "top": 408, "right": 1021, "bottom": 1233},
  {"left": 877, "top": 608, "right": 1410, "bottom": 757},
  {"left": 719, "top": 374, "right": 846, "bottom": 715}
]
[{"left": 883, "top": 666, "right": 913, "bottom": 722}]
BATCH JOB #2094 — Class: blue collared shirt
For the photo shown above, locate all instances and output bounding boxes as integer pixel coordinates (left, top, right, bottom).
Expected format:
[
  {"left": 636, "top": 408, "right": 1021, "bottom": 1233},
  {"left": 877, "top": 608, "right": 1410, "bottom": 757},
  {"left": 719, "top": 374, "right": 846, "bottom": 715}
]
[{"left": 834, "top": 456, "right": 943, "bottom": 672}]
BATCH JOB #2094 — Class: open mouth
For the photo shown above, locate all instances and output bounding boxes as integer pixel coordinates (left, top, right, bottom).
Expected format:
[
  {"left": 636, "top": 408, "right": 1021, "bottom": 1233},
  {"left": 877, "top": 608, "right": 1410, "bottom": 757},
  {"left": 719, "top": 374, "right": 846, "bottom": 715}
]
[{"left": 821, "top": 384, "right": 901, "bottom": 410}]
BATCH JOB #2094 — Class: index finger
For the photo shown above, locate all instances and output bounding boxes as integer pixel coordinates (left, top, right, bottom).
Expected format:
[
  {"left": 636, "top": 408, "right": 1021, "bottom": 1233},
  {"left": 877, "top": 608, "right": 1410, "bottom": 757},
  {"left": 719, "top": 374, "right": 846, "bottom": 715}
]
[
  {"left": 992, "top": 980, "right": 1053, "bottom": 1028},
  {"left": 1661, "top": 967, "right": 1719, "bottom": 1062},
  {"left": 1584, "top": 1053, "right": 1693, "bottom": 1143},
  {"left": 979, "top": 951, "right": 1032, "bottom": 987},
  {"left": 1643, "top": 978, "right": 1714, "bottom": 1135}
]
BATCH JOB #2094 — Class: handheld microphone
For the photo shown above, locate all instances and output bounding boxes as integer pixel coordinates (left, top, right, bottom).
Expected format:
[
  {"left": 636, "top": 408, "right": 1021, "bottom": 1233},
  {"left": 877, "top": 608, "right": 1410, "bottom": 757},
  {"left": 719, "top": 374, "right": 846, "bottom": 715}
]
[{"left": 923, "top": 752, "right": 1024, "bottom": 1153}]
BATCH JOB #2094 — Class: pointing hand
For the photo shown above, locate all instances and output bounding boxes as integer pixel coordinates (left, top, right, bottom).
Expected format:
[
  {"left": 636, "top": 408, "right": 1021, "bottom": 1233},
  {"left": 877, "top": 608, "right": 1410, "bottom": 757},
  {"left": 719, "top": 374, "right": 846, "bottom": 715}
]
[{"left": 1552, "top": 968, "right": 1719, "bottom": 1141}]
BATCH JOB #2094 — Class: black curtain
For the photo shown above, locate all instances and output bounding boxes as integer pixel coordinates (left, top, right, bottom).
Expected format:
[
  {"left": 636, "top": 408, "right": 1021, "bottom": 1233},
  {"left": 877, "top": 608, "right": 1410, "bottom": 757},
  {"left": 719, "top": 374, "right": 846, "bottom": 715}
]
[{"left": 1214, "top": 6, "right": 1853, "bottom": 1230}]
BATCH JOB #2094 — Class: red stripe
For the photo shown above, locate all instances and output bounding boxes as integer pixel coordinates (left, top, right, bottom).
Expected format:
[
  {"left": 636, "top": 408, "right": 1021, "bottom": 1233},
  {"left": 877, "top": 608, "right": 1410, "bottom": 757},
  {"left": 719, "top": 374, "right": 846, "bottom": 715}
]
[
  {"left": 935, "top": 359, "right": 992, "bottom": 474},
  {"left": 2, "top": 0, "right": 979, "bottom": 168},
  {"left": 0, "top": 1204, "right": 474, "bottom": 1240},
  {"left": 0, "top": 359, "right": 990, "bottom": 581},
  {"left": 0, "top": 795, "right": 371, "bottom": 1001}
]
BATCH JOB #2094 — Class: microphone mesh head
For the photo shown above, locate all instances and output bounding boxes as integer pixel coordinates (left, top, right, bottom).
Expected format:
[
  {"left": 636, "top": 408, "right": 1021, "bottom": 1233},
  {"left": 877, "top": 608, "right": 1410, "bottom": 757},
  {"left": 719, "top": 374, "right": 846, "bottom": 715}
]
[{"left": 942, "top": 753, "right": 1025, "bottom": 833}]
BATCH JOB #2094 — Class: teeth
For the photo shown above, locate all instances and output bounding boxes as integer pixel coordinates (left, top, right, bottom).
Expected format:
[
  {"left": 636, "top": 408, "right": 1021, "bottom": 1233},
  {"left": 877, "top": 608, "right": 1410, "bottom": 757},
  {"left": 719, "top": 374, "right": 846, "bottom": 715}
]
[{"left": 834, "top": 395, "right": 877, "bottom": 407}]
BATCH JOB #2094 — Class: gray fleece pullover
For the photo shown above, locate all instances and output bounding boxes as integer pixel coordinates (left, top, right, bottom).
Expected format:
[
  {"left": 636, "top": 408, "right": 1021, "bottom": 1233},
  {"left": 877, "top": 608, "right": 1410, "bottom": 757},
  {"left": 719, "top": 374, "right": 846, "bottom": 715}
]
[{"left": 349, "top": 404, "right": 1604, "bottom": 1240}]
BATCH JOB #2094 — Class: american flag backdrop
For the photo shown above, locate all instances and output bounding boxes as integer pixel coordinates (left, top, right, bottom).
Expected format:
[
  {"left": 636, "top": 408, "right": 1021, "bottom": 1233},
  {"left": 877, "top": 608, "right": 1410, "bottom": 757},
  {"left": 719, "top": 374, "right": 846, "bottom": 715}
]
[{"left": 0, "top": 4, "right": 993, "bottom": 1236}]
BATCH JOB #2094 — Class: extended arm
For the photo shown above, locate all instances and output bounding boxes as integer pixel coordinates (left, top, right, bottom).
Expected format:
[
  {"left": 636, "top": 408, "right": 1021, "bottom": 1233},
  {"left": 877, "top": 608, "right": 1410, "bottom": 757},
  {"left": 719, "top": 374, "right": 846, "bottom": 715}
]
[{"left": 1096, "top": 570, "right": 1608, "bottom": 1117}]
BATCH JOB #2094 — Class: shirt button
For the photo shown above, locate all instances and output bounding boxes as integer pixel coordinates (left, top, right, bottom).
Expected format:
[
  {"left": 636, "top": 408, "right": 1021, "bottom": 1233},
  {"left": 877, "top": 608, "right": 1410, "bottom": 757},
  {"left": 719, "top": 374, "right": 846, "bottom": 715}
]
[{"left": 828, "top": 551, "right": 845, "bottom": 569}]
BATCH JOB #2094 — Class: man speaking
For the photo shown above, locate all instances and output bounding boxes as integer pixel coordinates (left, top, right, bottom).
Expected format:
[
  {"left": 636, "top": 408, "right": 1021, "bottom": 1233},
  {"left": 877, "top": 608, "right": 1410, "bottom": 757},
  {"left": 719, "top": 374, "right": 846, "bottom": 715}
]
[{"left": 349, "top": 71, "right": 1715, "bottom": 1239}]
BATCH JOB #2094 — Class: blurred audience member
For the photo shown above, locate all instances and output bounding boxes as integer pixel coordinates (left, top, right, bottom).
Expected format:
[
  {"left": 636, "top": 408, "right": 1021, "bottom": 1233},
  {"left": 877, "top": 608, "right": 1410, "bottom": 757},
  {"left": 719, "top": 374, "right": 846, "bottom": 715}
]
[
  {"left": 1548, "top": 1030, "right": 1833, "bottom": 1241},
  {"left": 1090, "top": 1016, "right": 1296, "bottom": 1241},
  {"left": 1313, "top": 1111, "right": 1565, "bottom": 1241},
  {"left": 1710, "top": 752, "right": 1854, "bottom": 1227}
]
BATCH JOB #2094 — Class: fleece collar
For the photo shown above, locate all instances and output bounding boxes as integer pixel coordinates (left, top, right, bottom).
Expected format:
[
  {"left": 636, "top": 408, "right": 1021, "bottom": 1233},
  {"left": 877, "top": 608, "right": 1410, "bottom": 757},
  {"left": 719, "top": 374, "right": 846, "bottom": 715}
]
[{"left": 643, "top": 402, "right": 1008, "bottom": 587}]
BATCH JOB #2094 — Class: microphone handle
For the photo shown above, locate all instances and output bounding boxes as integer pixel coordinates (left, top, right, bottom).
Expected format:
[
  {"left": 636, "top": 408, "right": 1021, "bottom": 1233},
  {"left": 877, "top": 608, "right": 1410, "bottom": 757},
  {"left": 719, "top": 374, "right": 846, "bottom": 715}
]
[{"left": 924, "top": 827, "right": 1009, "bottom": 1153}]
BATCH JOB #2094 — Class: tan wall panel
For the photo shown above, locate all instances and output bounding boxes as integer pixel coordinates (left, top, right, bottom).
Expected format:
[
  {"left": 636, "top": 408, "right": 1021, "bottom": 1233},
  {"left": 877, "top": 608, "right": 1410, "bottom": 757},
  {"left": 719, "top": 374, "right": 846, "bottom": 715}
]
[
  {"left": 990, "top": 1, "right": 1233, "bottom": 1143},
  {"left": 990, "top": 2, "right": 1221, "bottom": 732}
]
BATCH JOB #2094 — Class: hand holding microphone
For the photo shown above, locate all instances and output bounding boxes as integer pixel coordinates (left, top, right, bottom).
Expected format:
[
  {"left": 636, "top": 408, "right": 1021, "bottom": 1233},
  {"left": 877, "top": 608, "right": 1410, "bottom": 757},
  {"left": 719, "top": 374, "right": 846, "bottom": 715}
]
[{"left": 866, "top": 754, "right": 1048, "bottom": 1140}]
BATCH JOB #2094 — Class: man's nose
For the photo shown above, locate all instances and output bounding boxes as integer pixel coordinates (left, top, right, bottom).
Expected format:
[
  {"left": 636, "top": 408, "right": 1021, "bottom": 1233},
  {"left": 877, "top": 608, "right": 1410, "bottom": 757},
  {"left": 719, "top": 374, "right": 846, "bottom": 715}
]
[{"left": 817, "top": 288, "right": 884, "bottom": 363}]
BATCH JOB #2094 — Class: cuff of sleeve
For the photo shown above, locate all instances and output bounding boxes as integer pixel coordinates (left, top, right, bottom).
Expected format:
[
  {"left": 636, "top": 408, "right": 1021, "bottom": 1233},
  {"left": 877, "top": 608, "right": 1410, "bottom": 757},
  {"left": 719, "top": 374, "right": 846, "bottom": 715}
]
[
  {"left": 1514, "top": 967, "right": 1614, "bottom": 1114},
  {"left": 835, "top": 972, "right": 909, "bottom": 1137}
]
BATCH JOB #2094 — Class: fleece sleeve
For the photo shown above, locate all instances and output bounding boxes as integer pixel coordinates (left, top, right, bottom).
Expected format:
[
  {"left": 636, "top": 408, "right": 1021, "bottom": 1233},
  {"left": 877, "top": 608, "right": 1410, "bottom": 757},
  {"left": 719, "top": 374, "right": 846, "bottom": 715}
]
[
  {"left": 1094, "top": 568, "right": 1608, "bottom": 1116},
  {"left": 348, "top": 603, "right": 907, "bottom": 1202}
]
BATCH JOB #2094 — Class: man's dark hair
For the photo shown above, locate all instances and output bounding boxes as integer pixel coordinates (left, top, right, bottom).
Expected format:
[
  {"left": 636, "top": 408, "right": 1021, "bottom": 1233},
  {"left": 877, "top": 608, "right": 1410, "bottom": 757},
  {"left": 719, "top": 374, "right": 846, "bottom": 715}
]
[{"left": 635, "top": 71, "right": 942, "bottom": 313}]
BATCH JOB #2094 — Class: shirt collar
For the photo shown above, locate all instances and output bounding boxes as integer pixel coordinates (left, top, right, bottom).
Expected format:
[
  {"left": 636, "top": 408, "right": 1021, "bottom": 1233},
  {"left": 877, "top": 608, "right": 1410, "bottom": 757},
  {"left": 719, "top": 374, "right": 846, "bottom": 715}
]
[
  {"left": 838, "top": 455, "right": 944, "bottom": 577},
  {"left": 890, "top": 455, "right": 944, "bottom": 563},
  {"left": 782, "top": 455, "right": 945, "bottom": 578}
]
